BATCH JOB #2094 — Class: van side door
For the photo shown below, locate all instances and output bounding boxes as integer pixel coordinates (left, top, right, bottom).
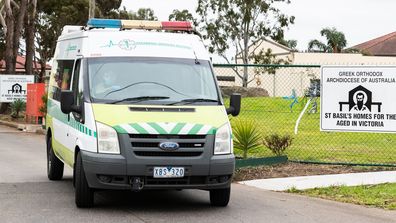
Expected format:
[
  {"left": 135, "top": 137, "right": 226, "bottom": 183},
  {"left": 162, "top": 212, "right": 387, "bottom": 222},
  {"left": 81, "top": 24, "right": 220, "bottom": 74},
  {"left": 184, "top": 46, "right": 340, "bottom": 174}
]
[
  {"left": 67, "top": 59, "right": 83, "bottom": 165},
  {"left": 51, "top": 59, "right": 74, "bottom": 164}
]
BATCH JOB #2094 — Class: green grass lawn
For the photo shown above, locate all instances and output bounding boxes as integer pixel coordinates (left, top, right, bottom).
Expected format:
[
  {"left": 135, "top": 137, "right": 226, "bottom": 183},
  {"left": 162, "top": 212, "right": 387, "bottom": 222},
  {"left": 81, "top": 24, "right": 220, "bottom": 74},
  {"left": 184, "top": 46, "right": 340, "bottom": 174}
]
[
  {"left": 289, "top": 183, "right": 396, "bottom": 210},
  {"left": 229, "top": 97, "right": 396, "bottom": 164}
]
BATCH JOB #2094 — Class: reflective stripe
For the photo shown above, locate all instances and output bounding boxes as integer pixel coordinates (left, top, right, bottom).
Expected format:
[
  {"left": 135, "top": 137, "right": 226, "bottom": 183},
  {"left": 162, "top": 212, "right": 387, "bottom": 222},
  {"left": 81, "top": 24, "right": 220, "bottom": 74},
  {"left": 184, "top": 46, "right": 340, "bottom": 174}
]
[
  {"left": 120, "top": 124, "right": 138, "bottom": 134},
  {"left": 130, "top": 123, "right": 149, "bottom": 134},
  {"left": 170, "top": 123, "right": 186, "bottom": 134},
  {"left": 148, "top": 122, "right": 167, "bottom": 134},
  {"left": 158, "top": 122, "right": 178, "bottom": 134},
  {"left": 197, "top": 125, "right": 212, "bottom": 135},
  {"left": 179, "top": 123, "right": 196, "bottom": 134},
  {"left": 112, "top": 122, "right": 217, "bottom": 135},
  {"left": 188, "top": 124, "right": 203, "bottom": 134},
  {"left": 139, "top": 123, "right": 158, "bottom": 134}
]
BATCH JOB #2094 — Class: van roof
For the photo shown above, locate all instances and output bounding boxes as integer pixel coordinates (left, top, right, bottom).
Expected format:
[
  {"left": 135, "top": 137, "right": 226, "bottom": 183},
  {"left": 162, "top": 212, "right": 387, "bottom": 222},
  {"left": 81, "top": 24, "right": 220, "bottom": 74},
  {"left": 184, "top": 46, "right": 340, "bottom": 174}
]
[{"left": 56, "top": 19, "right": 210, "bottom": 61}]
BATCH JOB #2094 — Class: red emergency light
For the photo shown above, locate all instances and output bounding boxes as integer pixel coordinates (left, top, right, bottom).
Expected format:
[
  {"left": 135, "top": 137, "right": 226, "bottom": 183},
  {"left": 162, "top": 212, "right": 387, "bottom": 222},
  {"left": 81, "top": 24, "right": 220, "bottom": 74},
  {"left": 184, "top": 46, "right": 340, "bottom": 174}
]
[{"left": 161, "top": 21, "right": 192, "bottom": 31}]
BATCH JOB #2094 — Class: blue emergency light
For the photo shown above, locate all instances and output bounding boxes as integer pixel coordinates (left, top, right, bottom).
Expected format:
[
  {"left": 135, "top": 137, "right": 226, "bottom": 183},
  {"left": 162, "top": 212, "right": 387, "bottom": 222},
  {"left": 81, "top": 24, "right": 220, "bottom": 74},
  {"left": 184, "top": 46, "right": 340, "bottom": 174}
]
[{"left": 87, "top": 18, "right": 121, "bottom": 28}]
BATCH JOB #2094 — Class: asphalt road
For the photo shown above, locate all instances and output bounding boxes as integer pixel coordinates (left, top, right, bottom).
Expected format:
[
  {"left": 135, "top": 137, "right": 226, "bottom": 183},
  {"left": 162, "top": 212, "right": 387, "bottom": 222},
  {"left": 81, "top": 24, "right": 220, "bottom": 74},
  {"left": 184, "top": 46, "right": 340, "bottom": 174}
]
[{"left": 0, "top": 124, "right": 395, "bottom": 223}]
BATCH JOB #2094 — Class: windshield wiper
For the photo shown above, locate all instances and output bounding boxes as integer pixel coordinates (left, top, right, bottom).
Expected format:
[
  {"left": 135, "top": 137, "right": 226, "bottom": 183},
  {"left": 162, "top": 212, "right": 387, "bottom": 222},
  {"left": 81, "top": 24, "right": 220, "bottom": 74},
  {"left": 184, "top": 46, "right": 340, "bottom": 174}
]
[
  {"left": 167, "top": 98, "right": 219, "bottom": 105},
  {"left": 109, "top": 96, "right": 170, "bottom": 104}
]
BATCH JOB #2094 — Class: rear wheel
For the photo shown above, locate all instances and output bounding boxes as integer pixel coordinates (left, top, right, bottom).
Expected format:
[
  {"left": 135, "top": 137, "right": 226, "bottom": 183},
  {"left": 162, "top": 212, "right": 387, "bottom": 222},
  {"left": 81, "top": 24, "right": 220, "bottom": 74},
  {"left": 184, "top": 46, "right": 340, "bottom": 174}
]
[
  {"left": 47, "top": 136, "right": 64, "bottom": 180},
  {"left": 75, "top": 152, "right": 94, "bottom": 208},
  {"left": 210, "top": 187, "right": 231, "bottom": 207}
]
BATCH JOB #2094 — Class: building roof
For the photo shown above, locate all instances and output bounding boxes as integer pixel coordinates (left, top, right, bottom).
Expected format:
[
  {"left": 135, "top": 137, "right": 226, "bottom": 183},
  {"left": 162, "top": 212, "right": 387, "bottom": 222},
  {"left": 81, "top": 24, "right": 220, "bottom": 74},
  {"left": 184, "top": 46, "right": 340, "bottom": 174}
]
[
  {"left": 0, "top": 55, "right": 51, "bottom": 73},
  {"left": 351, "top": 32, "right": 396, "bottom": 56},
  {"left": 236, "top": 38, "right": 293, "bottom": 59}
]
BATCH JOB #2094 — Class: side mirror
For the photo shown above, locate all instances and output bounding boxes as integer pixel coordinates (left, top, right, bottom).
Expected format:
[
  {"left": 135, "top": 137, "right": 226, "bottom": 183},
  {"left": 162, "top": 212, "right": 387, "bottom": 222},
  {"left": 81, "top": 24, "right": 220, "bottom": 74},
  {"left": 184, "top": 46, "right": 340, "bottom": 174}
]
[
  {"left": 60, "top": 90, "right": 81, "bottom": 114},
  {"left": 226, "top": 93, "right": 241, "bottom": 117}
]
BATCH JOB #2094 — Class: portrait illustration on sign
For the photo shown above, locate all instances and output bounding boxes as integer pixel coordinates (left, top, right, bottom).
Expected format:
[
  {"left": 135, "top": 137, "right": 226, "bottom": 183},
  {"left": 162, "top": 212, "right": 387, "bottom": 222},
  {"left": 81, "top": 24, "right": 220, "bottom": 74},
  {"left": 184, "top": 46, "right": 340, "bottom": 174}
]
[
  {"left": 8, "top": 83, "right": 26, "bottom": 94},
  {"left": 339, "top": 85, "right": 382, "bottom": 113}
]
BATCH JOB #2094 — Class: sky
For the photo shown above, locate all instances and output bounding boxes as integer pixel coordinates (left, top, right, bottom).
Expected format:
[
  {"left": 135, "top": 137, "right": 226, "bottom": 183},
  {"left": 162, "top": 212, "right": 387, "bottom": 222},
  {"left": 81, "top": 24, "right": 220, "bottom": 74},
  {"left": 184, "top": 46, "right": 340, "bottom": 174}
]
[{"left": 122, "top": 0, "right": 396, "bottom": 53}]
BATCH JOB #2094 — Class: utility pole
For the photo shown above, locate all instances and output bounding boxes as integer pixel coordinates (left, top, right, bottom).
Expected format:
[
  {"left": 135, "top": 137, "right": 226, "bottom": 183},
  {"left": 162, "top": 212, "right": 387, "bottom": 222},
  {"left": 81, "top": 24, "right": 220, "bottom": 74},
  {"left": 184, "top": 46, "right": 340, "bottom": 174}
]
[{"left": 89, "top": 0, "right": 95, "bottom": 18}]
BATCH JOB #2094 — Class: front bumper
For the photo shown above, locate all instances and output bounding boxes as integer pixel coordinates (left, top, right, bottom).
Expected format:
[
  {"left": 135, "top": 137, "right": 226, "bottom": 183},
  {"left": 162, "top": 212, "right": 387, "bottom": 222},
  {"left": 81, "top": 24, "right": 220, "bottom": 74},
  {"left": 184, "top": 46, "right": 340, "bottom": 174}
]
[{"left": 81, "top": 134, "right": 235, "bottom": 190}]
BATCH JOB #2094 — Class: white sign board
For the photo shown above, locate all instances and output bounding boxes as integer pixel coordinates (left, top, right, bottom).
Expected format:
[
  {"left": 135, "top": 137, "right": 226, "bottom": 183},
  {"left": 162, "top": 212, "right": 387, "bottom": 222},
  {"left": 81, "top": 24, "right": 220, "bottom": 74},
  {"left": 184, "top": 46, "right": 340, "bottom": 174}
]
[
  {"left": 321, "top": 66, "right": 396, "bottom": 133},
  {"left": 0, "top": 75, "right": 35, "bottom": 102}
]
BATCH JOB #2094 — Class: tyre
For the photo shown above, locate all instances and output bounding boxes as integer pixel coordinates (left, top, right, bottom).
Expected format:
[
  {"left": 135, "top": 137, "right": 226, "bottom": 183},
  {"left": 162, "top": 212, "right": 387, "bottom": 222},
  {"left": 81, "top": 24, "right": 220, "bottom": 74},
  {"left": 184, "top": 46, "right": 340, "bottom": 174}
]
[
  {"left": 210, "top": 187, "right": 231, "bottom": 207},
  {"left": 47, "top": 136, "right": 64, "bottom": 180},
  {"left": 75, "top": 152, "right": 94, "bottom": 208}
]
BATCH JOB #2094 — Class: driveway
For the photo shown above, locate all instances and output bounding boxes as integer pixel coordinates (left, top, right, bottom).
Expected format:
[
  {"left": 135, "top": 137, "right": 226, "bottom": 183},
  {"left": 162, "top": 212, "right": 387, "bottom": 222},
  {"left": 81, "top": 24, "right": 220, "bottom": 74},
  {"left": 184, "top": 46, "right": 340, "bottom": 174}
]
[{"left": 0, "top": 124, "right": 395, "bottom": 223}]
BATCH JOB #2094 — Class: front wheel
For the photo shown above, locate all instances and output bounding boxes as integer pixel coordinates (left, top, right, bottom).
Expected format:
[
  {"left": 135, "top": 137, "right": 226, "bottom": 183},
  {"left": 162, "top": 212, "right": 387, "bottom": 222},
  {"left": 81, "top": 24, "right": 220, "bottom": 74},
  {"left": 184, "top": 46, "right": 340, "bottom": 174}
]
[
  {"left": 47, "top": 136, "right": 64, "bottom": 180},
  {"left": 210, "top": 187, "right": 231, "bottom": 207},
  {"left": 75, "top": 152, "right": 94, "bottom": 208}
]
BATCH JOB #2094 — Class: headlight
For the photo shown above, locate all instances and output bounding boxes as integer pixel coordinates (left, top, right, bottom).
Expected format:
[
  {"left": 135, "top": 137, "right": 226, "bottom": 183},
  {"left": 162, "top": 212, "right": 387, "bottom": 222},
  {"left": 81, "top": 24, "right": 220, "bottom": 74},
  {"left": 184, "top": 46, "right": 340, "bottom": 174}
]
[
  {"left": 214, "top": 123, "right": 232, "bottom": 155},
  {"left": 96, "top": 122, "right": 120, "bottom": 154}
]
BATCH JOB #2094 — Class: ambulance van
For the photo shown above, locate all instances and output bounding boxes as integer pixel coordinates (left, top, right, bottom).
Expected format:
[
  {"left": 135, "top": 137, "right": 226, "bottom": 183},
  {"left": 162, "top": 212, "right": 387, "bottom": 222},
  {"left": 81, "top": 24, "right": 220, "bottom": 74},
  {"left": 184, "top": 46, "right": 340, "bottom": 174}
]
[{"left": 46, "top": 19, "right": 240, "bottom": 208}]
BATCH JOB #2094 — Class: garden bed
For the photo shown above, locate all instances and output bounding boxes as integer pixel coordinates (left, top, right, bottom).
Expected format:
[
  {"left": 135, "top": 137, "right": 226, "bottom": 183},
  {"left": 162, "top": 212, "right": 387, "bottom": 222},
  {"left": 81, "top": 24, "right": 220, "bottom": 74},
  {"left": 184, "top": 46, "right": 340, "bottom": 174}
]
[
  {"left": 233, "top": 162, "right": 396, "bottom": 182},
  {"left": 236, "top": 155, "right": 288, "bottom": 169}
]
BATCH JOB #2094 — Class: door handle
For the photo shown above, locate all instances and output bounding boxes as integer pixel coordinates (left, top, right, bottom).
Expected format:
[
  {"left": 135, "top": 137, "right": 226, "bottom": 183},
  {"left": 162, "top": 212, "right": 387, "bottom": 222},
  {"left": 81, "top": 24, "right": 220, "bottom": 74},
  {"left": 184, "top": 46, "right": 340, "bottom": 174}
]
[{"left": 67, "top": 114, "right": 70, "bottom": 122}]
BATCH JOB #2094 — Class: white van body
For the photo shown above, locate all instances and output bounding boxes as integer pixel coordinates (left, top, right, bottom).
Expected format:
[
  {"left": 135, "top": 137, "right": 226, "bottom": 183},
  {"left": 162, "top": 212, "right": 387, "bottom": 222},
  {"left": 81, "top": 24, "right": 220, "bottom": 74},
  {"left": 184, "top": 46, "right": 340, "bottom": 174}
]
[{"left": 46, "top": 19, "right": 239, "bottom": 208}]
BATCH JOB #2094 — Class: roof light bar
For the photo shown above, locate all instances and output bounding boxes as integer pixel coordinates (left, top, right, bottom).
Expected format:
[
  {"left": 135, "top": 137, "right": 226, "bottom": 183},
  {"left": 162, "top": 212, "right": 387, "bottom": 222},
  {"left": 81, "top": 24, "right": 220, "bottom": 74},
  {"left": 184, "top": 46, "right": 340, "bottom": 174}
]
[{"left": 87, "top": 19, "right": 193, "bottom": 31}]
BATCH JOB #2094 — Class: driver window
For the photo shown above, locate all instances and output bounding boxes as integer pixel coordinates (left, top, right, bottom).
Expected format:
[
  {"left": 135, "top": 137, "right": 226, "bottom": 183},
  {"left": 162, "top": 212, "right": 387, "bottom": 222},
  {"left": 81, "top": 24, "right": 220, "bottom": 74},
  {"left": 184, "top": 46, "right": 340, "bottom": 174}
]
[{"left": 72, "top": 59, "right": 83, "bottom": 106}]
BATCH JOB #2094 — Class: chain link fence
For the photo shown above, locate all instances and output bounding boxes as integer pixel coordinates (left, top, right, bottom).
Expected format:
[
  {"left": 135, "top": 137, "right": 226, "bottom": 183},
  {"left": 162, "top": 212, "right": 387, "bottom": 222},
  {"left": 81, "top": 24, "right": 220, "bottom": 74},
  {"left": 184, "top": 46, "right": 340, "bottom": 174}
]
[{"left": 214, "top": 64, "right": 396, "bottom": 166}]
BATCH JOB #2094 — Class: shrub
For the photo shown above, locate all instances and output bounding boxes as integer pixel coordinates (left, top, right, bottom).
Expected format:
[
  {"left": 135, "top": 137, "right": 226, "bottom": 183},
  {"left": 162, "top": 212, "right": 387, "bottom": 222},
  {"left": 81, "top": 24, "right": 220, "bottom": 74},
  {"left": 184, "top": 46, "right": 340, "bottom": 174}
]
[
  {"left": 10, "top": 99, "right": 26, "bottom": 118},
  {"left": 220, "top": 86, "right": 269, "bottom": 98},
  {"left": 263, "top": 134, "right": 293, "bottom": 156},
  {"left": 39, "top": 93, "right": 48, "bottom": 116},
  {"left": 232, "top": 119, "right": 262, "bottom": 159}
]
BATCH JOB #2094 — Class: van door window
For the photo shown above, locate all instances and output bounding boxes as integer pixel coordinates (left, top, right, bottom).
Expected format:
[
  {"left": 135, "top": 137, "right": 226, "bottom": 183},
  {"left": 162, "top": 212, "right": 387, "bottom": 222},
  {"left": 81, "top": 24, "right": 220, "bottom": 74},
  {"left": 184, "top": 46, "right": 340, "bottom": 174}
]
[
  {"left": 52, "top": 60, "right": 74, "bottom": 101},
  {"left": 71, "top": 59, "right": 83, "bottom": 106}
]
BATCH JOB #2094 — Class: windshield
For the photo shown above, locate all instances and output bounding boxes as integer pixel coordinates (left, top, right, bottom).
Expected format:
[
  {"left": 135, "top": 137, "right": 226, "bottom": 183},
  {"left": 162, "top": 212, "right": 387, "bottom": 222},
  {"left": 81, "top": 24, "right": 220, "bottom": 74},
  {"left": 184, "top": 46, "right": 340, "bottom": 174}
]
[{"left": 88, "top": 57, "right": 220, "bottom": 105}]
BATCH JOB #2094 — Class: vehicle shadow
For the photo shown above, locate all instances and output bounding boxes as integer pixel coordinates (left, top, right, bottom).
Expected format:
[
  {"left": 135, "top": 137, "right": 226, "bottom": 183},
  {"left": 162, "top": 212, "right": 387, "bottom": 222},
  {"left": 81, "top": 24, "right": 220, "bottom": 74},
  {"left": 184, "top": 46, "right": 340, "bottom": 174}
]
[
  {"left": 94, "top": 189, "right": 213, "bottom": 211},
  {"left": 56, "top": 177, "right": 216, "bottom": 211}
]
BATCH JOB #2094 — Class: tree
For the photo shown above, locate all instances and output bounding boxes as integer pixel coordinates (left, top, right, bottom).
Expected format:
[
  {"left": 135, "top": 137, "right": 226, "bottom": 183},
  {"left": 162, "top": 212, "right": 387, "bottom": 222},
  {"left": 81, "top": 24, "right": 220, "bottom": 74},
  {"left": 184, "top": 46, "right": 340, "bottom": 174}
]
[
  {"left": 95, "top": 0, "right": 122, "bottom": 18},
  {"left": 197, "top": 0, "right": 295, "bottom": 87},
  {"left": 96, "top": 7, "right": 157, "bottom": 21},
  {"left": 133, "top": 8, "right": 157, "bottom": 21},
  {"left": 1, "top": 0, "right": 28, "bottom": 74},
  {"left": 168, "top": 9, "right": 197, "bottom": 26},
  {"left": 0, "top": 29, "right": 5, "bottom": 62},
  {"left": 308, "top": 27, "right": 347, "bottom": 53},
  {"left": 25, "top": 0, "right": 37, "bottom": 75}
]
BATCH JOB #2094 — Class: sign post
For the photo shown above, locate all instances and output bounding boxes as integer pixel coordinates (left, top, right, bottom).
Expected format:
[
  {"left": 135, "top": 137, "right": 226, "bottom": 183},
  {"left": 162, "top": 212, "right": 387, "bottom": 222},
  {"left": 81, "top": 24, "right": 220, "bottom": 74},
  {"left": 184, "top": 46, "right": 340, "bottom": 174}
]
[
  {"left": 321, "top": 66, "right": 396, "bottom": 133},
  {"left": 0, "top": 75, "right": 35, "bottom": 103}
]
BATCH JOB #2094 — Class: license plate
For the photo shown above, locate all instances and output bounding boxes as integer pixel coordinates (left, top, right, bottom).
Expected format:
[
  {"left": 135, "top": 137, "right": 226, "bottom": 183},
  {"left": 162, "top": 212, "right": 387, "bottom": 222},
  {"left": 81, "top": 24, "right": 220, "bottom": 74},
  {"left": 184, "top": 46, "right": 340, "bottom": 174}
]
[{"left": 153, "top": 167, "right": 185, "bottom": 178}]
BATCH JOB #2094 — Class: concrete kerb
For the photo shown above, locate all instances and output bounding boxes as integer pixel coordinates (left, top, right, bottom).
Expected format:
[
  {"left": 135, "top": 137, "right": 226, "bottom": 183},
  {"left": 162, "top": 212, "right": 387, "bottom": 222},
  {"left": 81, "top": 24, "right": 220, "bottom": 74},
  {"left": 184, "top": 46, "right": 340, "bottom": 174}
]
[{"left": 0, "top": 120, "right": 45, "bottom": 134}]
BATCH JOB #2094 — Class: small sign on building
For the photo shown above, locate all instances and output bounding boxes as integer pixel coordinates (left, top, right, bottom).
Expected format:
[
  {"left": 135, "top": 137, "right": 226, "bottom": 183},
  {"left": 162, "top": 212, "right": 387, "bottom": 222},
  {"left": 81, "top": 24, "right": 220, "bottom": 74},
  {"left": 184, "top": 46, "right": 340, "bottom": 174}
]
[
  {"left": 0, "top": 75, "right": 35, "bottom": 102},
  {"left": 321, "top": 66, "right": 396, "bottom": 133}
]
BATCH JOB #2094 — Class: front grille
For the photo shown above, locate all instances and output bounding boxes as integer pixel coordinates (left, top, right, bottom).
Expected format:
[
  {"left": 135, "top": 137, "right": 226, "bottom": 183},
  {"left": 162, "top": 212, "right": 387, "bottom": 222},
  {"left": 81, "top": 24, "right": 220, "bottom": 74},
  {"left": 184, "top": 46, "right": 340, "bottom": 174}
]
[
  {"left": 129, "top": 134, "right": 206, "bottom": 139},
  {"left": 132, "top": 142, "right": 204, "bottom": 148},
  {"left": 130, "top": 134, "right": 207, "bottom": 157},
  {"left": 134, "top": 151, "right": 203, "bottom": 157},
  {"left": 145, "top": 176, "right": 207, "bottom": 185}
]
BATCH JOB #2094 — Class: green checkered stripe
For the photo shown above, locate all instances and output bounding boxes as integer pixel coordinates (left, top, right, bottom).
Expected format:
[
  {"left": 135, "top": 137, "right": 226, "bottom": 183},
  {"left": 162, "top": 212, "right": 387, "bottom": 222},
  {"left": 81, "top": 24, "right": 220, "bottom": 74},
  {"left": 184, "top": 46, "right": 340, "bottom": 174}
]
[
  {"left": 69, "top": 118, "right": 97, "bottom": 138},
  {"left": 113, "top": 122, "right": 216, "bottom": 135},
  {"left": 48, "top": 99, "right": 97, "bottom": 138}
]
